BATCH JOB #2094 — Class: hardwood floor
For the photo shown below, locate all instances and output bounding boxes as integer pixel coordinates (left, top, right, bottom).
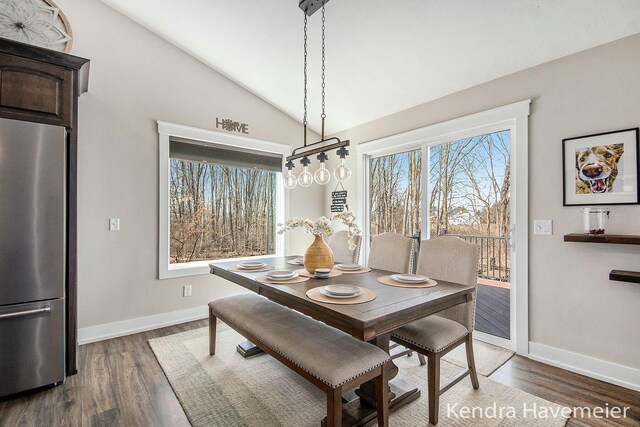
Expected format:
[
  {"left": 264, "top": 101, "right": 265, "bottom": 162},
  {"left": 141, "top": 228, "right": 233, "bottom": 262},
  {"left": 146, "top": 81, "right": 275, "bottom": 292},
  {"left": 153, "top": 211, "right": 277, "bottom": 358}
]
[
  {"left": 0, "top": 320, "right": 205, "bottom": 427},
  {"left": 490, "top": 356, "right": 640, "bottom": 427},
  {"left": 1, "top": 319, "right": 638, "bottom": 426}
]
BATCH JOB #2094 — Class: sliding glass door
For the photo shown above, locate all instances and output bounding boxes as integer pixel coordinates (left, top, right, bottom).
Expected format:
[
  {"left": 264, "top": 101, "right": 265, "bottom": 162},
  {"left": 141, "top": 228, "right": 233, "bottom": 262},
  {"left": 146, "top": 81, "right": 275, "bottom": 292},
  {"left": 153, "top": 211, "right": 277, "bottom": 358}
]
[{"left": 365, "top": 129, "right": 514, "bottom": 348}]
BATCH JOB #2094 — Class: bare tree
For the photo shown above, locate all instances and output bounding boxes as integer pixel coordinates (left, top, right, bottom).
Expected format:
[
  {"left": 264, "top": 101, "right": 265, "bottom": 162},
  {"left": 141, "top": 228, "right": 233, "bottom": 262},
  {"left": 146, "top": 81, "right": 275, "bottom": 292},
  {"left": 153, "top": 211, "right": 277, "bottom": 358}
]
[{"left": 369, "top": 150, "right": 421, "bottom": 237}]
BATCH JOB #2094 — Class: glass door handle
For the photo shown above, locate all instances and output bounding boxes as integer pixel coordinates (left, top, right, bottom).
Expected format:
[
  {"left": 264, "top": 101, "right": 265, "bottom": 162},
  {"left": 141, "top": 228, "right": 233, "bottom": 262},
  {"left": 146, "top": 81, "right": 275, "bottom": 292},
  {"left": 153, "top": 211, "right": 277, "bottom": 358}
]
[{"left": 509, "top": 226, "right": 515, "bottom": 250}]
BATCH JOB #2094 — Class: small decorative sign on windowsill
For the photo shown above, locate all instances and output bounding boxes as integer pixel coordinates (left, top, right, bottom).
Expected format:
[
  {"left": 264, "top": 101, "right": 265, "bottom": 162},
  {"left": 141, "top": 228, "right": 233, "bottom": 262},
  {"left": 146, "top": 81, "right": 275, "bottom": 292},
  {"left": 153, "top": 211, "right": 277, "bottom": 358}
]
[
  {"left": 331, "top": 183, "right": 348, "bottom": 212},
  {"left": 216, "top": 118, "right": 249, "bottom": 134}
]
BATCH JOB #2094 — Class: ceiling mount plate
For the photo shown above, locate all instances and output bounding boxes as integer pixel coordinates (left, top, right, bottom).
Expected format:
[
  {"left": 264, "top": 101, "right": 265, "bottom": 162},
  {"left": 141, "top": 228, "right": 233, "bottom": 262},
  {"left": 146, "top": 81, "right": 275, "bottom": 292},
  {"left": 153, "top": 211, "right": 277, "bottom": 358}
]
[{"left": 298, "top": 0, "right": 330, "bottom": 17}]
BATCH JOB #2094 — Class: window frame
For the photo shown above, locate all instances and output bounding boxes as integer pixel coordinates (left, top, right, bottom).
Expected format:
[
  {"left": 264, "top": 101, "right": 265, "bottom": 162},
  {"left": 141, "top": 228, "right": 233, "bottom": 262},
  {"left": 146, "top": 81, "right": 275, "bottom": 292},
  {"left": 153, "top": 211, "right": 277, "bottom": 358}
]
[{"left": 158, "top": 121, "right": 290, "bottom": 279}]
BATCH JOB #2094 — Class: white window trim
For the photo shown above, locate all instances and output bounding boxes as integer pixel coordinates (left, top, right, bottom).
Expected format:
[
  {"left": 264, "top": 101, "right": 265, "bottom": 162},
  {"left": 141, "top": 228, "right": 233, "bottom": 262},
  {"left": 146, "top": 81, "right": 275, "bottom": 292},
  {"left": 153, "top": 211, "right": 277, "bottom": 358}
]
[
  {"left": 357, "top": 99, "right": 531, "bottom": 356},
  {"left": 158, "top": 121, "right": 290, "bottom": 279}
]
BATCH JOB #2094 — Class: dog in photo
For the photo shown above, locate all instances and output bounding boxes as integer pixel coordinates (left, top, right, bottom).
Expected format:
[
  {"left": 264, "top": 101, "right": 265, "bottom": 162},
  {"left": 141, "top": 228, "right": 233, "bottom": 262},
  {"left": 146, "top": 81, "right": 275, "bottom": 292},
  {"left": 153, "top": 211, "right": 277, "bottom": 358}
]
[{"left": 575, "top": 144, "right": 624, "bottom": 194}]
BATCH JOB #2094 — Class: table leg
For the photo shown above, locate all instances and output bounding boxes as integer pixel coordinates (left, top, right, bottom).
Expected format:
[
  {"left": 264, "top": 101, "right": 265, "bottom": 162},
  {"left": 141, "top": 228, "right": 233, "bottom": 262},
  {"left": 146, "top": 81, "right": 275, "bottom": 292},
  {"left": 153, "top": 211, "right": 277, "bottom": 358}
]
[
  {"left": 236, "top": 340, "right": 264, "bottom": 358},
  {"left": 351, "top": 333, "right": 421, "bottom": 425}
]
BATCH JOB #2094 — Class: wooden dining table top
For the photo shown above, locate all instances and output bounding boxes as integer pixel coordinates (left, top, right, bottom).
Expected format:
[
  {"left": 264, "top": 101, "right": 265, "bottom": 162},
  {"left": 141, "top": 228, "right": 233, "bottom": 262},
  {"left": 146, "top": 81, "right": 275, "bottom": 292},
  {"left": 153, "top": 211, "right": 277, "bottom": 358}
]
[{"left": 210, "top": 256, "right": 474, "bottom": 342}]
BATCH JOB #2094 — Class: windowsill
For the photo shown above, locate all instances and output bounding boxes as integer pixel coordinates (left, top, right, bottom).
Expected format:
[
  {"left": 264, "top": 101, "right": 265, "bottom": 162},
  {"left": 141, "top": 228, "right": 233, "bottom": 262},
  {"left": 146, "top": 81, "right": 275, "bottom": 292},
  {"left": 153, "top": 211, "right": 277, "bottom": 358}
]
[{"left": 160, "top": 254, "right": 281, "bottom": 279}]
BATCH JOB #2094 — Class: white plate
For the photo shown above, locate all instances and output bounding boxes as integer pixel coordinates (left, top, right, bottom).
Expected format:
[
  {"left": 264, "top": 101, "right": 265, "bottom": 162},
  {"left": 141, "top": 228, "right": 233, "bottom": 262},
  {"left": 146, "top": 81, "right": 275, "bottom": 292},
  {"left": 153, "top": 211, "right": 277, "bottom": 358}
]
[
  {"left": 322, "top": 285, "right": 362, "bottom": 296},
  {"left": 267, "top": 269, "right": 296, "bottom": 278},
  {"left": 319, "top": 286, "right": 365, "bottom": 299},
  {"left": 239, "top": 261, "right": 267, "bottom": 269},
  {"left": 266, "top": 271, "right": 298, "bottom": 281},
  {"left": 391, "top": 274, "right": 429, "bottom": 284},
  {"left": 336, "top": 263, "right": 363, "bottom": 271},
  {"left": 291, "top": 257, "right": 304, "bottom": 265}
]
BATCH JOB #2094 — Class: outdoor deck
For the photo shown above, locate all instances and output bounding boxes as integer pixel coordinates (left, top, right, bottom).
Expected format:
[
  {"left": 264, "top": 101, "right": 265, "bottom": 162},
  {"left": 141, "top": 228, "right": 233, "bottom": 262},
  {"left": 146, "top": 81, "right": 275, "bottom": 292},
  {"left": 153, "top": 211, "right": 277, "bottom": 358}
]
[{"left": 475, "top": 280, "right": 510, "bottom": 340}]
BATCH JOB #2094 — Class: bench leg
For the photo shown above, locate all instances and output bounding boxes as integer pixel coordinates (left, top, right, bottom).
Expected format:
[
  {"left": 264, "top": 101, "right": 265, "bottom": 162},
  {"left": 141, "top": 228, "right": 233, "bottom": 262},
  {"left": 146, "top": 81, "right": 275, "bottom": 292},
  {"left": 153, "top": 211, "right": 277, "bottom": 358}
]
[
  {"left": 209, "top": 310, "right": 217, "bottom": 356},
  {"left": 375, "top": 365, "right": 389, "bottom": 427},
  {"left": 326, "top": 386, "right": 342, "bottom": 427}
]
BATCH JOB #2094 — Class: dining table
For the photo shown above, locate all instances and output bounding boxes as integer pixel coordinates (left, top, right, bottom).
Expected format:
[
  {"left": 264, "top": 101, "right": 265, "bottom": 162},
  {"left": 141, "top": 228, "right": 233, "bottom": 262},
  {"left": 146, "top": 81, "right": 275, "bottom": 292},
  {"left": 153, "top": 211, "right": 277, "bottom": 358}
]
[{"left": 209, "top": 256, "right": 475, "bottom": 426}]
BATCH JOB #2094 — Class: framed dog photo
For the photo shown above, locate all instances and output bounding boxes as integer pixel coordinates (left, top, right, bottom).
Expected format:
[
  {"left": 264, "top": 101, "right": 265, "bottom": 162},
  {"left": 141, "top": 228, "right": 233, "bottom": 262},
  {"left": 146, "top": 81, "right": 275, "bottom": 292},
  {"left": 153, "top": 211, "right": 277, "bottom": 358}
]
[{"left": 562, "top": 127, "right": 639, "bottom": 206}]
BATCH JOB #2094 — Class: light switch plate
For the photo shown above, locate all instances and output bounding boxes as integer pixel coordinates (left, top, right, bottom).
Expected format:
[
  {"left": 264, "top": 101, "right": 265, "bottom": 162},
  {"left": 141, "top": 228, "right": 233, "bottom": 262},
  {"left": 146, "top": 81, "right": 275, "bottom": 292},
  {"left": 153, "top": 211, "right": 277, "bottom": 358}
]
[
  {"left": 534, "top": 220, "right": 552, "bottom": 235},
  {"left": 109, "top": 218, "right": 120, "bottom": 231}
]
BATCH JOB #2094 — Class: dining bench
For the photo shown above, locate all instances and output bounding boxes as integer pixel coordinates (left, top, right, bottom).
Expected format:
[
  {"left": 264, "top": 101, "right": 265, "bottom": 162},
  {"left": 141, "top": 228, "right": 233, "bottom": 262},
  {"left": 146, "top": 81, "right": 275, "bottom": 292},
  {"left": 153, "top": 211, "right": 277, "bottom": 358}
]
[{"left": 208, "top": 293, "right": 390, "bottom": 427}]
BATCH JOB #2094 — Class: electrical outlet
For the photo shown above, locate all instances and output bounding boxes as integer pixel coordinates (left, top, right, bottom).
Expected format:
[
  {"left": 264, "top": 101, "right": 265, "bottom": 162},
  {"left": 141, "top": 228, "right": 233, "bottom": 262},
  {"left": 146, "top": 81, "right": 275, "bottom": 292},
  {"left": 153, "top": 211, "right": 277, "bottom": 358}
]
[
  {"left": 534, "top": 220, "right": 553, "bottom": 236},
  {"left": 109, "top": 218, "right": 120, "bottom": 231},
  {"left": 183, "top": 285, "right": 192, "bottom": 297}
]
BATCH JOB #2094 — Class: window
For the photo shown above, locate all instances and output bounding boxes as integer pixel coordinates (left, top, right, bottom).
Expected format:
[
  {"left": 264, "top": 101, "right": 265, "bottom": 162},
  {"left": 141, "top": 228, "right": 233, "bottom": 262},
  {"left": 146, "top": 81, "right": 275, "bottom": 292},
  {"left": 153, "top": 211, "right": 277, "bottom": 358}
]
[
  {"left": 170, "top": 140, "right": 279, "bottom": 263},
  {"left": 158, "top": 122, "right": 289, "bottom": 279}
]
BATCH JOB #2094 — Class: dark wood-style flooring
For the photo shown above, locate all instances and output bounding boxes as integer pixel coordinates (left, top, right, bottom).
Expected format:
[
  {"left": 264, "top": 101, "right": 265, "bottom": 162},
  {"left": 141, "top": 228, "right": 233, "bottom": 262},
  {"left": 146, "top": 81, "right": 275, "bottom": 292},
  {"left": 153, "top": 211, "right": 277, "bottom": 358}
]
[
  {"left": 0, "top": 320, "right": 638, "bottom": 426},
  {"left": 475, "top": 284, "right": 510, "bottom": 340}
]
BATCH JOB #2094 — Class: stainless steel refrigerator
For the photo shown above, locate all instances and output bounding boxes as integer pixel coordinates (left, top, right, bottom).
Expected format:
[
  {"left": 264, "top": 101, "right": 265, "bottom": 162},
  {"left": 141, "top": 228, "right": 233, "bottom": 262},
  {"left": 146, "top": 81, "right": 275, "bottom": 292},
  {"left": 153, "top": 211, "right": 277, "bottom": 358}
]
[{"left": 0, "top": 118, "right": 66, "bottom": 397}]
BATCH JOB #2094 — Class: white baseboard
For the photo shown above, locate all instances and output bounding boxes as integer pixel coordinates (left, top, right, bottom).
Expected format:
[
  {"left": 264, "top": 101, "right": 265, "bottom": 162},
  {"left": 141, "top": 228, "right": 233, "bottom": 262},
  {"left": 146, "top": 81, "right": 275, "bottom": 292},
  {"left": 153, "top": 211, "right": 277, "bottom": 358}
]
[
  {"left": 78, "top": 306, "right": 209, "bottom": 345},
  {"left": 528, "top": 342, "right": 640, "bottom": 392}
]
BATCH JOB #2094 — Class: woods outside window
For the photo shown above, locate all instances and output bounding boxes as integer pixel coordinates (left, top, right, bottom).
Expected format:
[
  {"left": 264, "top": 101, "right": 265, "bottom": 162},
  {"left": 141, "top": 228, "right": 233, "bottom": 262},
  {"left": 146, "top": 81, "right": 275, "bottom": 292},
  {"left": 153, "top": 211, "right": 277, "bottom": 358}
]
[{"left": 169, "top": 139, "right": 280, "bottom": 263}]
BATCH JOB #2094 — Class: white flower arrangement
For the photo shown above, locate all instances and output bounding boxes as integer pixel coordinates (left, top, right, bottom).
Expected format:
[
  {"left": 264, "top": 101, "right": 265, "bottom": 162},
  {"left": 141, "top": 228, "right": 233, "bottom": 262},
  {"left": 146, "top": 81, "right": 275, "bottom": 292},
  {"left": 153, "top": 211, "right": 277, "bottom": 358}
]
[{"left": 278, "top": 211, "right": 361, "bottom": 249}]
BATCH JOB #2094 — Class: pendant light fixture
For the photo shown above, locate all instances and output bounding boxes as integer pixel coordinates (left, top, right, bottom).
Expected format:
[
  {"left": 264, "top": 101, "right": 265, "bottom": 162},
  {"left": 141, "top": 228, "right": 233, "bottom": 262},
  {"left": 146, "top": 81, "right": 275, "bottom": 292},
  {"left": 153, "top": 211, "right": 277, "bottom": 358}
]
[{"left": 284, "top": 0, "right": 351, "bottom": 189}]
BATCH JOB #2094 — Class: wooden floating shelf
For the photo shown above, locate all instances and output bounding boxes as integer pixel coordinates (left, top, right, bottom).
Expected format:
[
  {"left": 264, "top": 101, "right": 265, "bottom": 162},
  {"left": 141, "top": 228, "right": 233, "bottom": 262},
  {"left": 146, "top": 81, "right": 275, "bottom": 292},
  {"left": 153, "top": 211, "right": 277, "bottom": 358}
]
[
  {"left": 609, "top": 270, "right": 640, "bottom": 284},
  {"left": 564, "top": 234, "right": 639, "bottom": 284},
  {"left": 563, "top": 233, "right": 640, "bottom": 245}
]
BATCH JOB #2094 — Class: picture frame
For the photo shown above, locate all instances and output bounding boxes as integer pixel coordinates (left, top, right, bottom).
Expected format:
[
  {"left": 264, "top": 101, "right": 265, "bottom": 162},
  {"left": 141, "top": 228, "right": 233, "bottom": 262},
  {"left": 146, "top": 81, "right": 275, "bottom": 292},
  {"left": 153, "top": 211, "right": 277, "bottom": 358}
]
[{"left": 562, "top": 127, "right": 639, "bottom": 206}]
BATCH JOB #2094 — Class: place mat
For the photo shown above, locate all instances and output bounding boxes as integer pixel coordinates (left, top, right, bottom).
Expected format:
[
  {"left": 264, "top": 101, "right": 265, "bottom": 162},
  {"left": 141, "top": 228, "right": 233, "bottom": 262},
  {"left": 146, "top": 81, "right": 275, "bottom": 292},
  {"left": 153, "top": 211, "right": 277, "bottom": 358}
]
[
  {"left": 294, "top": 268, "right": 342, "bottom": 278},
  {"left": 336, "top": 267, "right": 371, "bottom": 274},
  {"left": 305, "top": 287, "right": 376, "bottom": 305},
  {"left": 256, "top": 275, "right": 310, "bottom": 284},
  {"left": 228, "top": 265, "right": 274, "bottom": 273},
  {"left": 377, "top": 275, "right": 438, "bottom": 288}
]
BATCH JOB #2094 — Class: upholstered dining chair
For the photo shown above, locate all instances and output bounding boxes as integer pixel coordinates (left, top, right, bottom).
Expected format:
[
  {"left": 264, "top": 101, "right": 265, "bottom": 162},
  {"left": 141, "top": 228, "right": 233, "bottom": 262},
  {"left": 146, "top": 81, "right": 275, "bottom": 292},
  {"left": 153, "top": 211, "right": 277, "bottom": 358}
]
[
  {"left": 328, "top": 230, "right": 362, "bottom": 264},
  {"left": 367, "top": 232, "right": 415, "bottom": 274},
  {"left": 390, "top": 236, "right": 480, "bottom": 425}
]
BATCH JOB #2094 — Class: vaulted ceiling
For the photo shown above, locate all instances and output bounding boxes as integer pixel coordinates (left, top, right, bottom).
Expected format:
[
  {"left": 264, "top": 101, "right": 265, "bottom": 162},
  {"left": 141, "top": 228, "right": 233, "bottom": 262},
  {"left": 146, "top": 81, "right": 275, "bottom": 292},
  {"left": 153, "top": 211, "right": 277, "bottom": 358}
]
[{"left": 101, "top": 0, "right": 640, "bottom": 134}]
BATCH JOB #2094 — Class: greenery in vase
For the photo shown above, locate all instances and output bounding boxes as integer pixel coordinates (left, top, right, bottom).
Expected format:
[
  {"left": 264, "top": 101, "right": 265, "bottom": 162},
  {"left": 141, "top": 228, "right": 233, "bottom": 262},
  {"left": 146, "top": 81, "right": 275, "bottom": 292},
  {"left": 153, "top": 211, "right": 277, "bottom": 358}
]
[{"left": 278, "top": 211, "right": 361, "bottom": 249}]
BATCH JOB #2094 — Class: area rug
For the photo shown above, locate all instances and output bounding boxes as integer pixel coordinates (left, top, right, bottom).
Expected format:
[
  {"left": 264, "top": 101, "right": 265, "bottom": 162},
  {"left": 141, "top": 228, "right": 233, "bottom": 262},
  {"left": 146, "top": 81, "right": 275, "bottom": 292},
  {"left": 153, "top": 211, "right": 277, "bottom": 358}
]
[{"left": 149, "top": 326, "right": 569, "bottom": 426}]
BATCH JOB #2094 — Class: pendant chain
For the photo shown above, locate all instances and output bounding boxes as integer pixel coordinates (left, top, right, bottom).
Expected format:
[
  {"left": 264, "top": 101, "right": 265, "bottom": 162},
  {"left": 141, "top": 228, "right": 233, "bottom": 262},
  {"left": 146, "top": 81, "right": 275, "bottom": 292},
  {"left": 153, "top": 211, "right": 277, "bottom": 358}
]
[
  {"left": 321, "top": 5, "right": 326, "bottom": 121},
  {"left": 303, "top": 13, "right": 308, "bottom": 146},
  {"left": 303, "top": 14, "right": 308, "bottom": 127}
]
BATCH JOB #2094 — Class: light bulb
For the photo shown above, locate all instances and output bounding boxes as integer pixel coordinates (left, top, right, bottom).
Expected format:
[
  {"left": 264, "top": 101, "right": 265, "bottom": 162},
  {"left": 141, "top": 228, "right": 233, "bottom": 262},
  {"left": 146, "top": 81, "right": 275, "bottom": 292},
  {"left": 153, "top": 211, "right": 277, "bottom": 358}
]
[
  {"left": 284, "top": 169, "right": 297, "bottom": 189},
  {"left": 334, "top": 158, "right": 352, "bottom": 182},
  {"left": 314, "top": 163, "right": 331, "bottom": 185},
  {"left": 298, "top": 166, "right": 313, "bottom": 187}
]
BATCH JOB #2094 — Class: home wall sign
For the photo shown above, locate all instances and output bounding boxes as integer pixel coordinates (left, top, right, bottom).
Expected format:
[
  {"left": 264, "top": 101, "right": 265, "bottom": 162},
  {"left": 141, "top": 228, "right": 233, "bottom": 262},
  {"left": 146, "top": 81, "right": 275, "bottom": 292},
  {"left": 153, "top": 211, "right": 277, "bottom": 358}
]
[{"left": 216, "top": 118, "right": 249, "bottom": 134}]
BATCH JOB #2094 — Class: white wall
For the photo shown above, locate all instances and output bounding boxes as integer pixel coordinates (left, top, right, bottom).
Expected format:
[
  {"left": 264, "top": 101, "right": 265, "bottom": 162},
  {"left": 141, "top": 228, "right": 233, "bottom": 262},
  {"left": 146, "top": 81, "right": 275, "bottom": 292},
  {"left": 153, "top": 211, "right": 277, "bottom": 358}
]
[
  {"left": 328, "top": 34, "right": 640, "bottom": 370},
  {"left": 56, "top": 0, "right": 323, "bottom": 333}
]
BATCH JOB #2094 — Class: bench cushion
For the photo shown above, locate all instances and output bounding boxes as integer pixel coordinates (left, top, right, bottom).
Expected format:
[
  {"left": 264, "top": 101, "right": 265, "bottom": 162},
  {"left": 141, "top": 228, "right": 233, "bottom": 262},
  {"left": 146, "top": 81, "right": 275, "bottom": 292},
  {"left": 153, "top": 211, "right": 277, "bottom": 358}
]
[{"left": 209, "top": 294, "right": 389, "bottom": 388}]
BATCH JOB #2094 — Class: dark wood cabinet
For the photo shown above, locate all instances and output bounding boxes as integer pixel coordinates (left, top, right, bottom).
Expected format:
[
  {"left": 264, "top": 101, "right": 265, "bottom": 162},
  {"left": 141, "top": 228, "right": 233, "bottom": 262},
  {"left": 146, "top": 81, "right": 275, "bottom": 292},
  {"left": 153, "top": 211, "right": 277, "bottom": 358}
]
[
  {"left": 0, "top": 38, "right": 89, "bottom": 376},
  {"left": 0, "top": 53, "right": 73, "bottom": 126}
]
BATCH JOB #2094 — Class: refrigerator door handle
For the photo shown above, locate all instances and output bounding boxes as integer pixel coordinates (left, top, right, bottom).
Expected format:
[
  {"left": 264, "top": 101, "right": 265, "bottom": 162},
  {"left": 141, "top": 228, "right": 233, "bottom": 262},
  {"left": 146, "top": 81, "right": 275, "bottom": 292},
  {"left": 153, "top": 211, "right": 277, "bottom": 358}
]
[{"left": 0, "top": 306, "right": 51, "bottom": 320}]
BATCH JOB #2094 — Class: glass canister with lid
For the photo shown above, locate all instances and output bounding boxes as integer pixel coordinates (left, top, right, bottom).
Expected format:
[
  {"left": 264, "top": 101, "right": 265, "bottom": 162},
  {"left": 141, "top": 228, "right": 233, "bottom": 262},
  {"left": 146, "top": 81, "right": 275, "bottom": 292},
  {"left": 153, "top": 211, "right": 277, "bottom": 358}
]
[{"left": 582, "top": 207, "right": 610, "bottom": 235}]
